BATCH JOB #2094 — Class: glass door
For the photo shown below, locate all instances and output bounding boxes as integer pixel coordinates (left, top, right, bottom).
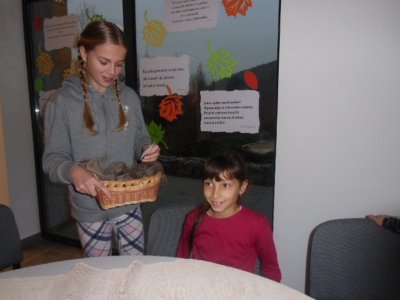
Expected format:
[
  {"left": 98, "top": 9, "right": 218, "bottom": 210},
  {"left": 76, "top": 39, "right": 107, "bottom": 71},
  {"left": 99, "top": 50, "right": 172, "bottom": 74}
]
[{"left": 132, "top": 0, "right": 281, "bottom": 229}]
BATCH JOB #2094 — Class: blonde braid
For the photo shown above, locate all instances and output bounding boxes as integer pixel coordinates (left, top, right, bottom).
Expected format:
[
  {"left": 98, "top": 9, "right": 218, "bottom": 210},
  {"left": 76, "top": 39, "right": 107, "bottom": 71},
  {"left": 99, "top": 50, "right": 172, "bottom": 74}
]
[
  {"left": 114, "top": 78, "right": 128, "bottom": 131},
  {"left": 79, "top": 60, "right": 98, "bottom": 135}
]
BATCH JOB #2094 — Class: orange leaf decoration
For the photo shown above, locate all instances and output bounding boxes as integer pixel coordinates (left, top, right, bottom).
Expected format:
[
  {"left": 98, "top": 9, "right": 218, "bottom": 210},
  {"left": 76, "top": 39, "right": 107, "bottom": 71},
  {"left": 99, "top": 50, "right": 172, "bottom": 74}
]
[
  {"left": 244, "top": 70, "right": 258, "bottom": 90},
  {"left": 159, "top": 85, "right": 183, "bottom": 122},
  {"left": 222, "top": 0, "right": 253, "bottom": 17},
  {"left": 34, "top": 16, "right": 41, "bottom": 30}
]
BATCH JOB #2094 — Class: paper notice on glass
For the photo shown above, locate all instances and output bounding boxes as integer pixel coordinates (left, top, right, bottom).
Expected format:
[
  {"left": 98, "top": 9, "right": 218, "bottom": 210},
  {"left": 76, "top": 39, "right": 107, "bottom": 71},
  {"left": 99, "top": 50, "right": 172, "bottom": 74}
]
[
  {"left": 164, "top": 0, "right": 218, "bottom": 32},
  {"left": 44, "top": 14, "right": 79, "bottom": 51},
  {"left": 139, "top": 55, "right": 190, "bottom": 96},
  {"left": 200, "top": 90, "right": 260, "bottom": 134}
]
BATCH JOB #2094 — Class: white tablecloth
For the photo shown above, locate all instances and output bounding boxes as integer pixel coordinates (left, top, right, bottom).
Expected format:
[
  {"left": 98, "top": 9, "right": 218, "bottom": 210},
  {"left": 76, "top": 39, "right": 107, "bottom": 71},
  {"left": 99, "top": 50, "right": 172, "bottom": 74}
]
[
  {"left": 0, "top": 257, "right": 313, "bottom": 300},
  {"left": 0, "top": 255, "right": 177, "bottom": 279}
]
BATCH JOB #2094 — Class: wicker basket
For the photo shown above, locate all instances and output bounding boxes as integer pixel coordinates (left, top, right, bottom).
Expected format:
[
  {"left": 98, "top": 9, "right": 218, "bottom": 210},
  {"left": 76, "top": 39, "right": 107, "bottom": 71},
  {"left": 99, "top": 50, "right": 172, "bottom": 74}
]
[{"left": 95, "top": 172, "right": 162, "bottom": 210}]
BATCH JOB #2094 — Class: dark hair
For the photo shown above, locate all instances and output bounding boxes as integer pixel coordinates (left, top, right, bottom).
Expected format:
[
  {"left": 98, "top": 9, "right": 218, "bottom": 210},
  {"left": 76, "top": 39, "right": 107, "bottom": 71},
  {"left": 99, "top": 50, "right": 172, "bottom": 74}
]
[
  {"left": 77, "top": 20, "right": 128, "bottom": 134},
  {"left": 201, "top": 150, "right": 247, "bottom": 183},
  {"left": 189, "top": 150, "right": 247, "bottom": 257}
]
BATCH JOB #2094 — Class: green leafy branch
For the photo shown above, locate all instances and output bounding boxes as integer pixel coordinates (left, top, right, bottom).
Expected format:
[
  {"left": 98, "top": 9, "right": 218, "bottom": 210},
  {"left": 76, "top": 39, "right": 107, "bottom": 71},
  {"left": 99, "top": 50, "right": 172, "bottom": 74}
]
[
  {"left": 146, "top": 121, "right": 169, "bottom": 149},
  {"left": 86, "top": 8, "right": 105, "bottom": 22}
]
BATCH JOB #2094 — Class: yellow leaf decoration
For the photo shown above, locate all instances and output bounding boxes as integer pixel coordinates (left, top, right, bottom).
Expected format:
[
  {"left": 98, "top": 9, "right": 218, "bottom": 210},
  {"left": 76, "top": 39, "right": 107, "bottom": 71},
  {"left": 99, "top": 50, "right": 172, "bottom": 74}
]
[
  {"left": 36, "top": 43, "right": 54, "bottom": 75},
  {"left": 63, "top": 58, "right": 78, "bottom": 78},
  {"left": 142, "top": 10, "right": 168, "bottom": 47},
  {"left": 205, "top": 41, "right": 237, "bottom": 80}
]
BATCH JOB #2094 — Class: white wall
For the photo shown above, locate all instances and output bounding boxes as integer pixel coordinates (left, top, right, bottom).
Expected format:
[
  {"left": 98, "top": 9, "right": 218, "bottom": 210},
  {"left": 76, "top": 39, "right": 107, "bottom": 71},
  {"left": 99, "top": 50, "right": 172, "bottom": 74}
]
[
  {"left": 2, "top": 0, "right": 400, "bottom": 293},
  {"left": 0, "top": 1, "right": 40, "bottom": 238},
  {"left": 275, "top": 0, "right": 400, "bottom": 291}
]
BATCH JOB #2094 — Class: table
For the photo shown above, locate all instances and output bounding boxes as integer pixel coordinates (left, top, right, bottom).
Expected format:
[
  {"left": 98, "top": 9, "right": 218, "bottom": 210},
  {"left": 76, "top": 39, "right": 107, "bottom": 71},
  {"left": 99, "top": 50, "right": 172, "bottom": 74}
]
[
  {"left": 0, "top": 255, "right": 177, "bottom": 279},
  {"left": 0, "top": 255, "right": 313, "bottom": 299}
]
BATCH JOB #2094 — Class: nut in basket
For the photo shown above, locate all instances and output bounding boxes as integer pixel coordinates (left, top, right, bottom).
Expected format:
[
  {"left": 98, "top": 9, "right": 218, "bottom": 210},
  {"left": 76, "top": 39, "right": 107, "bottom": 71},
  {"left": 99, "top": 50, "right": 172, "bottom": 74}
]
[{"left": 95, "top": 171, "right": 162, "bottom": 210}]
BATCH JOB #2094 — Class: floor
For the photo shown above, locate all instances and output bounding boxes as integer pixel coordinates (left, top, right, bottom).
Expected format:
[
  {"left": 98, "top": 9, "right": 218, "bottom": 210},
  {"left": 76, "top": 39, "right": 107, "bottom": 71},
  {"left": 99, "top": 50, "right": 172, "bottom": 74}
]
[{"left": 1, "top": 238, "right": 84, "bottom": 274}]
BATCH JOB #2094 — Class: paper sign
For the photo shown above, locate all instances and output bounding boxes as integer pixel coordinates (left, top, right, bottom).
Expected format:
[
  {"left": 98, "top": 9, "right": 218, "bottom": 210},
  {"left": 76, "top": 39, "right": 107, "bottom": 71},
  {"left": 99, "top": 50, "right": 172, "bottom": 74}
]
[
  {"left": 44, "top": 14, "right": 79, "bottom": 51},
  {"left": 139, "top": 55, "right": 190, "bottom": 96},
  {"left": 200, "top": 90, "right": 260, "bottom": 134},
  {"left": 164, "top": 0, "right": 218, "bottom": 32}
]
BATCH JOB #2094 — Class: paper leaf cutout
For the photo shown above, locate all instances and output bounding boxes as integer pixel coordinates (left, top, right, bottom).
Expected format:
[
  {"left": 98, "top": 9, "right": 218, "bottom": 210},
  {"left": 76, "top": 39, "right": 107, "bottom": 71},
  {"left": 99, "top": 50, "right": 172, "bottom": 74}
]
[
  {"left": 206, "top": 41, "right": 237, "bottom": 80},
  {"left": 159, "top": 85, "right": 183, "bottom": 122},
  {"left": 34, "top": 16, "right": 41, "bottom": 30},
  {"left": 222, "top": 0, "right": 253, "bottom": 17},
  {"left": 146, "top": 121, "right": 169, "bottom": 149},
  {"left": 142, "top": 10, "right": 168, "bottom": 47},
  {"left": 86, "top": 8, "right": 105, "bottom": 22},
  {"left": 36, "top": 43, "right": 54, "bottom": 75},
  {"left": 34, "top": 78, "right": 44, "bottom": 92},
  {"left": 63, "top": 58, "right": 78, "bottom": 78},
  {"left": 245, "top": 70, "right": 258, "bottom": 90}
]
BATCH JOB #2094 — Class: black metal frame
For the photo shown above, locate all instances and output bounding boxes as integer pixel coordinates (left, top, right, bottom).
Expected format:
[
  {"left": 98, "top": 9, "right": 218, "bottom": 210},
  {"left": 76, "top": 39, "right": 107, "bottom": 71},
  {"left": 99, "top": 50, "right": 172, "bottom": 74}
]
[{"left": 22, "top": 0, "right": 50, "bottom": 245}]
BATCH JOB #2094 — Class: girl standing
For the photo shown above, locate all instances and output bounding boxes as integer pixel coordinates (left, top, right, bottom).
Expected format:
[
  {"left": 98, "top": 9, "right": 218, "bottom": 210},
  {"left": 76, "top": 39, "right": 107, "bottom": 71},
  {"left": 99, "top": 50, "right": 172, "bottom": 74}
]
[
  {"left": 177, "top": 150, "right": 281, "bottom": 282},
  {"left": 43, "top": 20, "right": 160, "bottom": 257}
]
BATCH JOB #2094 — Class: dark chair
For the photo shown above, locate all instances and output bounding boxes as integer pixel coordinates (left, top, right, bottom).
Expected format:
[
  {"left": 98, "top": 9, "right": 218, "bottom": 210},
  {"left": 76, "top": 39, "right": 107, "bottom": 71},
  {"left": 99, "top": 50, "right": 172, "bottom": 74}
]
[
  {"left": 306, "top": 218, "right": 400, "bottom": 300},
  {"left": 146, "top": 202, "right": 197, "bottom": 256},
  {"left": 0, "top": 204, "right": 23, "bottom": 271}
]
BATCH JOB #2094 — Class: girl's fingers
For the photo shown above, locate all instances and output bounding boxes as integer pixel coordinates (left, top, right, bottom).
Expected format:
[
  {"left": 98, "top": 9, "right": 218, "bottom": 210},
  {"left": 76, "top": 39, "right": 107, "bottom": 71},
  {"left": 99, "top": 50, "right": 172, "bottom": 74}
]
[
  {"left": 142, "top": 145, "right": 160, "bottom": 162},
  {"left": 95, "top": 182, "right": 112, "bottom": 199}
]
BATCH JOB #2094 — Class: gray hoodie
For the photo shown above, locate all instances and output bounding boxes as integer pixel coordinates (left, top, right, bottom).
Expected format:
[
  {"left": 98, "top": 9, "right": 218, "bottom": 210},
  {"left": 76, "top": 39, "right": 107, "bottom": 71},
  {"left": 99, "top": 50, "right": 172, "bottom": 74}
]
[{"left": 42, "top": 75, "right": 151, "bottom": 222}]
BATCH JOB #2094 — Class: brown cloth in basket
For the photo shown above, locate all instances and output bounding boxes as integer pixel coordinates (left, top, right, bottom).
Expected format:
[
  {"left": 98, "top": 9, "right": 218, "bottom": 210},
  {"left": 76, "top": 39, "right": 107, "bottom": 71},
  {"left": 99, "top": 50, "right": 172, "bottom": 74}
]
[{"left": 82, "top": 158, "right": 167, "bottom": 184}]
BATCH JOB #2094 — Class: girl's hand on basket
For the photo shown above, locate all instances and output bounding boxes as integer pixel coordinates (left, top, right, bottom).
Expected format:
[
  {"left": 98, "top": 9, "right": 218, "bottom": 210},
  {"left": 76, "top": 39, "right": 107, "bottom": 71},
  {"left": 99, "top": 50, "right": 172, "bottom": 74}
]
[
  {"left": 141, "top": 144, "right": 160, "bottom": 162},
  {"left": 71, "top": 165, "right": 112, "bottom": 199}
]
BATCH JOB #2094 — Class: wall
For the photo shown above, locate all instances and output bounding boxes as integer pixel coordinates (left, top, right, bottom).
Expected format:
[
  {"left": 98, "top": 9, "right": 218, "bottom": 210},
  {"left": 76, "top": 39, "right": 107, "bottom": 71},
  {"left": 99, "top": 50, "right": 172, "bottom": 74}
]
[
  {"left": 0, "top": 1, "right": 40, "bottom": 238},
  {"left": 0, "top": 96, "right": 10, "bottom": 206},
  {"left": 275, "top": 0, "right": 400, "bottom": 291},
  {"left": 1, "top": 0, "right": 400, "bottom": 293}
]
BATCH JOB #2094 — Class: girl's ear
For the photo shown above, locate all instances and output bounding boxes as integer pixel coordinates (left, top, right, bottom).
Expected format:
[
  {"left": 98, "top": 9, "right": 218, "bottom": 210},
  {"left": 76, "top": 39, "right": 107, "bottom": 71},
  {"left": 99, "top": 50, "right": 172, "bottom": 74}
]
[
  {"left": 239, "top": 180, "right": 249, "bottom": 195},
  {"left": 79, "top": 46, "right": 87, "bottom": 62}
]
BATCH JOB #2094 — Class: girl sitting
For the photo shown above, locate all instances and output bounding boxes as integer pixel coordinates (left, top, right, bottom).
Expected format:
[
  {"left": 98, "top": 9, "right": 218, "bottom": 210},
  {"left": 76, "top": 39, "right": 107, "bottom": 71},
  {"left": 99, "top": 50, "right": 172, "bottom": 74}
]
[{"left": 177, "top": 150, "right": 282, "bottom": 282}]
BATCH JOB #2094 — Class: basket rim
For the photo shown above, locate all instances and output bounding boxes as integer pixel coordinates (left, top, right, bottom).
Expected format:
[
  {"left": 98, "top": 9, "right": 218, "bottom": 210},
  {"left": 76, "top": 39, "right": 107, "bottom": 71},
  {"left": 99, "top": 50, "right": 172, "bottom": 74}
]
[{"left": 98, "top": 171, "right": 162, "bottom": 185}]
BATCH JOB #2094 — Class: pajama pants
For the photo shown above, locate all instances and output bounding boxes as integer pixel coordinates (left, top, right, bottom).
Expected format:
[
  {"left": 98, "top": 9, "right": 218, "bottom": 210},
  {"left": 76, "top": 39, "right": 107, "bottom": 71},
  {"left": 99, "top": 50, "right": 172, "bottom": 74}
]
[{"left": 77, "top": 206, "right": 144, "bottom": 257}]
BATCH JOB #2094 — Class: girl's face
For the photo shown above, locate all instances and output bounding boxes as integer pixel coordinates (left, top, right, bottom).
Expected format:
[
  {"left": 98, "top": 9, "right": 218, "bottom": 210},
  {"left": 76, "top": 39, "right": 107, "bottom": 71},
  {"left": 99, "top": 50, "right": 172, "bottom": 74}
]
[
  {"left": 80, "top": 43, "right": 127, "bottom": 93},
  {"left": 204, "top": 172, "right": 248, "bottom": 219}
]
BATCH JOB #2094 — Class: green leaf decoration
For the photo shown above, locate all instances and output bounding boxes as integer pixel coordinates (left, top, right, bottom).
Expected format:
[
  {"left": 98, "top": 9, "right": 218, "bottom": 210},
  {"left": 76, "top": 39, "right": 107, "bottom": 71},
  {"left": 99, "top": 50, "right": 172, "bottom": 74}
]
[
  {"left": 34, "top": 77, "right": 44, "bottom": 92},
  {"left": 146, "top": 121, "right": 169, "bottom": 149},
  {"left": 86, "top": 8, "right": 106, "bottom": 22},
  {"left": 205, "top": 40, "right": 237, "bottom": 80}
]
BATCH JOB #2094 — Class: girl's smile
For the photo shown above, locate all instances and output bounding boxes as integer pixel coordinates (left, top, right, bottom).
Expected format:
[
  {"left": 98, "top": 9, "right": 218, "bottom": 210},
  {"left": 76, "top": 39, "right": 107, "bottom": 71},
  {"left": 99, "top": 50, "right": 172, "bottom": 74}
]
[{"left": 204, "top": 172, "right": 248, "bottom": 219}]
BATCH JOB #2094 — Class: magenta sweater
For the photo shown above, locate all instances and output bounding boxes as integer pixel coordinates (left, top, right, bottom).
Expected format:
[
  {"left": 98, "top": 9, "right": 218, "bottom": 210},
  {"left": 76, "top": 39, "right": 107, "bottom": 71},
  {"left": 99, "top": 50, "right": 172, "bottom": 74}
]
[{"left": 177, "top": 206, "right": 282, "bottom": 282}]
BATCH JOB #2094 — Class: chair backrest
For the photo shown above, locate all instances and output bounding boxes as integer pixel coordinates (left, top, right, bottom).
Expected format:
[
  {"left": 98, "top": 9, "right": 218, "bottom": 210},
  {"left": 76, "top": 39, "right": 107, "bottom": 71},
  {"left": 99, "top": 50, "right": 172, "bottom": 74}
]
[
  {"left": 146, "top": 202, "right": 198, "bottom": 256},
  {"left": 306, "top": 218, "right": 400, "bottom": 300},
  {"left": 0, "top": 204, "right": 23, "bottom": 270}
]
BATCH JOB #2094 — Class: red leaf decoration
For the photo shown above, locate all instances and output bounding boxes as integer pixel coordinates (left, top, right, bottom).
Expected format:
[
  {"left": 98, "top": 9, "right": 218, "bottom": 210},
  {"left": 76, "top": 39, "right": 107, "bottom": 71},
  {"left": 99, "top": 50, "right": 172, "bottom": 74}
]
[
  {"left": 222, "top": 0, "right": 253, "bottom": 17},
  {"left": 245, "top": 70, "right": 258, "bottom": 90},
  {"left": 34, "top": 16, "right": 41, "bottom": 31},
  {"left": 159, "top": 85, "right": 183, "bottom": 122}
]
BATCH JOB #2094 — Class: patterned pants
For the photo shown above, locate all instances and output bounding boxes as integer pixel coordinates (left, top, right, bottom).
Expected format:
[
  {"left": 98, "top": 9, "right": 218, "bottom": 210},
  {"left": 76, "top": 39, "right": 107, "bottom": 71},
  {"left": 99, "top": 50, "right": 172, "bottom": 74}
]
[{"left": 77, "top": 206, "right": 144, "bottom": 257}]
